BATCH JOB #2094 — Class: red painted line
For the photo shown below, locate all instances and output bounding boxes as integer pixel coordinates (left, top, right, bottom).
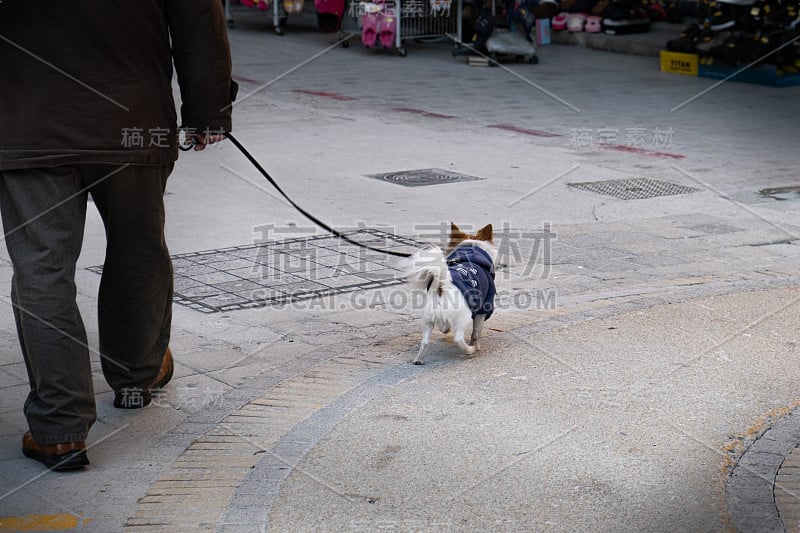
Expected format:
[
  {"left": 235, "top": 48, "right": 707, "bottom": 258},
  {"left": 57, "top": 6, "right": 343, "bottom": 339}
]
[
  {"left": 487, "top": 123, "right": 562, "bottom": 138},
  {"left": 291, "top": 89, "right": 354, "bottom": 101},
  {"left": 391, "top": 107, "right": 457, "bottom": 119},
  {"left": 232, "top": 75, "right": 264, "bottom": 85},
  {"left": 605, "top": 144, "right": 686, "bottom": 159}
]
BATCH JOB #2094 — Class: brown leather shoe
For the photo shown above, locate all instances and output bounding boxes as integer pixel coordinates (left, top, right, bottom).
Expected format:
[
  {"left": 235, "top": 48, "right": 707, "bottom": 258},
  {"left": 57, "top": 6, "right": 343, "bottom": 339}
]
[
  {"left": 22, "top": 432, "right": 89, "bottom": 471},
  {"left": 150, "top": 347, "right": 174, "bottom": 390},
  {"left": 114, "top": 347, "right": 175, "bottom": 409}
]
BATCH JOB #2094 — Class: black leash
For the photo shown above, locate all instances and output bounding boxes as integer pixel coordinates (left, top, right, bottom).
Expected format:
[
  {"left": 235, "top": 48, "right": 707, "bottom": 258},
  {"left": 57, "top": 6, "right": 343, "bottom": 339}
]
[{"left": 221, "top": 133, "right": 412, "bottom": 258}]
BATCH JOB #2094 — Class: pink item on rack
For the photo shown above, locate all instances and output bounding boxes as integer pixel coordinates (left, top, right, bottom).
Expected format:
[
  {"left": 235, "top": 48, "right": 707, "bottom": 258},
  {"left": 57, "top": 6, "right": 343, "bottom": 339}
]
[
  {"left": 552, "top": 12, "right": 568, "bottom": 30},
  {"left": 378, "top": 9, "right": 397, "bottom": 48},
  {"left": 361, "top": 9, "right": 380, "bottom": 47},
  {"left": 315, "top": 0, "right": 346, "bottom": 31},
  {"left": 584, "top": 15, "right": 601, "bottom": 32},
  {"left": 241, "top": 0, "right": 255, "bottom": 6},
  {"left": 566, "top": 12, "right": 587, "bottom": 32}
]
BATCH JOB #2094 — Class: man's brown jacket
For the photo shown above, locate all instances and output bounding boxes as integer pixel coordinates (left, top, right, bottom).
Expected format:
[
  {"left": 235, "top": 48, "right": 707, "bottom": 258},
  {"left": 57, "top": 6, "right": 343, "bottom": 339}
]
[{"left": 0, "top": 0, "right": 235, "bottom": 170}]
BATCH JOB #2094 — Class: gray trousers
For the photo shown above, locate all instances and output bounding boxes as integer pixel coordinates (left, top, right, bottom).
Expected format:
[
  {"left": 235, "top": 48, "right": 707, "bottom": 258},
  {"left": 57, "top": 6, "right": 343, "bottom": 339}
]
[{"left": 0, "top": 163, "right": 174, "bottom": 445}]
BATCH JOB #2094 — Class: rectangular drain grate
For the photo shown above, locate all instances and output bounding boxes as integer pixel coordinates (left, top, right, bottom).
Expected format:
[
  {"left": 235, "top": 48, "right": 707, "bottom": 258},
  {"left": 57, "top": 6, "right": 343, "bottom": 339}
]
[
  {"left": 87, "top": 229, "right": 423, "bottom": 313},
  {"left": 568, "top": 177, "right": 700, "bottom": 200},
  {"left": 366, "top": 168, "right": 482, "bottom": 187}
]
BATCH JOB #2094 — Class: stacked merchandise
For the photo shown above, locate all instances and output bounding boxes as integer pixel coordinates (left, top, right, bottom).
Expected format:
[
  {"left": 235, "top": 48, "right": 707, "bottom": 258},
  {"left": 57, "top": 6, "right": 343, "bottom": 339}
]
[
  {"left": 238, "top": 0, "right": 272, "bottom": 10},
  {"left": 465, "top": 0, "right": 670, "bottom": 43},
  {"left": 666, "top": 0, "right": 800, "bottom": 71},
  {"left": 454, "top": 0, "right": 538, "bottom": 62},
  {"left": 316, "top": 0, "right": 346, "bottom": 31},
  {"left": 462, "top": 0, "right": 548, "bottom": 48},
  {"left": 542, "top": 0, "right": 679, "bottom": 34},
  {"left": 231, "top": 0, "right": 345, "bottom": 31},
  {"left": 360, "top": 1, "right": 398, "bottom": 48}
]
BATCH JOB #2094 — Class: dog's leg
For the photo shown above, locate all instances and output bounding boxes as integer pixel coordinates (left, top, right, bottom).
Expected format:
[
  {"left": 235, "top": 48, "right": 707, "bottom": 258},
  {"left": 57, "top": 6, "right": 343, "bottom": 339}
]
[
  {"left": 454, "top": 327, "right": 476, "bottom": 357},
  {"left": 470, "top": 314, "right": 486, "bottom": 351},
  {"left": 412, "top": 320, "right": 435, "bottom": 365}
]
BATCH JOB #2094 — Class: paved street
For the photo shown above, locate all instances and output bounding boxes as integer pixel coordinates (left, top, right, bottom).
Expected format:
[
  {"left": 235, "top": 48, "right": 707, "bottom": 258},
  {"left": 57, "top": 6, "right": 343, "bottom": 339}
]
[{"left": 1, "top": 9, "right": 799, "bottom": 532}]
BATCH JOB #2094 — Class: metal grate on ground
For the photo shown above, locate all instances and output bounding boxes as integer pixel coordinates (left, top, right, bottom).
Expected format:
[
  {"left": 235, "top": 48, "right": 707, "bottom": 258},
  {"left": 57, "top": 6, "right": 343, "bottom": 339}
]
[
  {"left": 366, "top": 168, "right": 483, "bottom": 187},
  {"left": 567, "top": 178, "right": 701, "bottom": 200},
  {"left": 86, "top": 229, "right": 423, "bottom": 313}
]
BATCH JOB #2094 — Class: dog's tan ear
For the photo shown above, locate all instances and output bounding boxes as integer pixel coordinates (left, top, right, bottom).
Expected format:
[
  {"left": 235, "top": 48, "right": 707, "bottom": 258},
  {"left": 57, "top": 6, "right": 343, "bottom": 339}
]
[
  {"left": 475, "top": 223, "right": 493, "bottom": 242},
  {"left": 448, "top": 222, "right": 468, "bottom": 248}
]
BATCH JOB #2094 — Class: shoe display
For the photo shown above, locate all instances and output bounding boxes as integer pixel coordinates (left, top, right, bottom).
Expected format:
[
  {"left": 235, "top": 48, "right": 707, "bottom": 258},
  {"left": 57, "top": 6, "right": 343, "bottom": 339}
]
[
  {"left": 22, "top": 432, "right": 89, "bottom": 471},
  {"left": 378, "top": 8, "right": 397, "bottom": 48},
  {"left": 552, "top": 11, "right": 569, "bottom": 29},
  {"left": 585, "top": 14, "right": 604, "bottom": 30},
  {"left": 567, "top": 12, "right": 588, "bottom": 30},
  {"left": 361, "top": 3, "right": 381, "bottom": 47},
  {"left": 666, "top": 22, "right": 710, "bottom": 52},
  {"left": 709, "top": 0, "right": 737, "bottom": 30},
  {"left": 597, "top": 0, "right": 630, "bottom": 21},
  {"left": 708, "top": 30, "right": 744, "bottom": 57},
  {"left": 645, "top": 0, "right": 669, "bottom": 20},
  {"left": 665, "top": 0, "right": 800, "bottom": 71},
  {"left": 696, "top": 29, "right": 733, "bottom": 52},
  {"left": 114, "top": 347, "right": 174, "bottom": 409},
  {"left": 603, "top": 7, "right": 651, "bottom": 34}
]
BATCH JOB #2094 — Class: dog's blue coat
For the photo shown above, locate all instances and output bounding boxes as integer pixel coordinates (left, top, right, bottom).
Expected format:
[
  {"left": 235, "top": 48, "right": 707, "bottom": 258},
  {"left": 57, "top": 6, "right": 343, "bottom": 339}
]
[{"left": 447, "top": 246, "right": 496, "bottom": 319}]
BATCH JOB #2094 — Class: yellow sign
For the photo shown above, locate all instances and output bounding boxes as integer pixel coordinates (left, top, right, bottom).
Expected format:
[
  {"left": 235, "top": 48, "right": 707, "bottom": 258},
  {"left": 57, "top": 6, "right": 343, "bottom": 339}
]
[{"left": 660, "top": 50, "right": 699, "bottom": 76}]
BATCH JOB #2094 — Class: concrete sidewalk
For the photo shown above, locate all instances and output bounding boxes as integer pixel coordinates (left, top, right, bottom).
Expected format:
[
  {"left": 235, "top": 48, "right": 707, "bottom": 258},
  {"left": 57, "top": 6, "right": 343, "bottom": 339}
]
[
  {"left": 3, "top": 282, "right": 798, "bottom": 532},
  {"left": 1, "top": 10, "right": 800, "bottom": 532},
  {"left": 259, "top": 286, "right": 800, "bottom": 532}
]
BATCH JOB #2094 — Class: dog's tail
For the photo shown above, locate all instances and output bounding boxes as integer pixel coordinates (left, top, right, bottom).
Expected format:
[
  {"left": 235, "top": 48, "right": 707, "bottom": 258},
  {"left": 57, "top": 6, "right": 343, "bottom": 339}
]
[{"left": 404, "top": 247, "right": 448, "bottom": 293}]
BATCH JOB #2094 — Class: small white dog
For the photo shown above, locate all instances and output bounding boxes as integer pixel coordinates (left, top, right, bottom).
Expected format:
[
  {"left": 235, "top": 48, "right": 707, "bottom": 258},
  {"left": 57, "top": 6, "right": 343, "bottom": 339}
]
[{"left": 405, "top": 223, "right": 497, "bottom": 365}]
